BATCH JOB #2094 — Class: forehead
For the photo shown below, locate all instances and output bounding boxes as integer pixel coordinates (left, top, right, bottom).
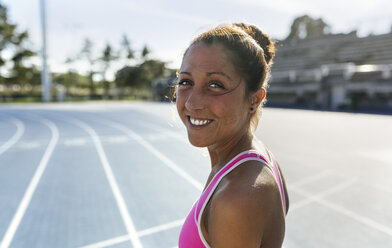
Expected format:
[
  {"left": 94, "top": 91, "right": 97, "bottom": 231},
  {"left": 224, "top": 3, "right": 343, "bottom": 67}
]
[{"left": 180, "top": 43, "right": 237, "bottom": 74}]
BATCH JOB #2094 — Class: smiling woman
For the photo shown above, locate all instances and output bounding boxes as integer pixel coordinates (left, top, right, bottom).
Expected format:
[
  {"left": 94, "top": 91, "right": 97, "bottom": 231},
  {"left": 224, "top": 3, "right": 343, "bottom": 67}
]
[{"left": 176, "top": 23, "right": 289, "bottom": 248}]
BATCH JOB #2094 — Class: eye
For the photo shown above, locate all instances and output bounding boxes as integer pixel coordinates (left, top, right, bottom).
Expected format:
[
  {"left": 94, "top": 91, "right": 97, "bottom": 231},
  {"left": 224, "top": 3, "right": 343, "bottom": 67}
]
[
  {"left": 177, "top": 79, "right": 192, "bottom": 87},
  {"left": 209, "top": 81, "right": 225, "bottom": 89}
]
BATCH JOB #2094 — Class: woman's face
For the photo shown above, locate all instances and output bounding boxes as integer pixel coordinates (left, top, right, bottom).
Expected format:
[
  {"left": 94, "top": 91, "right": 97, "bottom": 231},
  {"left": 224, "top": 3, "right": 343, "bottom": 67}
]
[{"left": 176, "top": 43, "right": 251, "bottom": 148}]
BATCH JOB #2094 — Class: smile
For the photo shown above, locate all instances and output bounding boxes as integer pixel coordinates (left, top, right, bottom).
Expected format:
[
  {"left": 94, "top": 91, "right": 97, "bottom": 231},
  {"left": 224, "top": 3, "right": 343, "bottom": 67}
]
[{"left": 188, "top": 116, "right": 213, "bottom": 126}]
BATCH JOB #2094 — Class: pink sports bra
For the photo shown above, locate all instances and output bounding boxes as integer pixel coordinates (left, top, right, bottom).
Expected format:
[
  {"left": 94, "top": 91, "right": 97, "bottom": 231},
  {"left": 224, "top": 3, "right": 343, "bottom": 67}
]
[{"left": 178, "top": 150, "right": 286, "bottom": 248}]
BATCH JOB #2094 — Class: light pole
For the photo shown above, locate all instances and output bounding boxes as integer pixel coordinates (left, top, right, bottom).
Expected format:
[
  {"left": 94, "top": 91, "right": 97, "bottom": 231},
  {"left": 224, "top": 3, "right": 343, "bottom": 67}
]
[{"left": 40, "top": 0, "right": 50, "bottom": 102}]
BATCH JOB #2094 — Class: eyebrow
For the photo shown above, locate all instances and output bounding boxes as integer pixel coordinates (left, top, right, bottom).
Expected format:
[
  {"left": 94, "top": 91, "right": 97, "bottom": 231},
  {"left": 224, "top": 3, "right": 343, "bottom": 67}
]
[
  {"left": 179, "top": 71, "right": 233, "bottom": 81},
  {"left": 207, "top": 72, "right": 232, "bottom": 81},
  {"left": 179, "top": 71, "right": 191, "bottom": 76}
]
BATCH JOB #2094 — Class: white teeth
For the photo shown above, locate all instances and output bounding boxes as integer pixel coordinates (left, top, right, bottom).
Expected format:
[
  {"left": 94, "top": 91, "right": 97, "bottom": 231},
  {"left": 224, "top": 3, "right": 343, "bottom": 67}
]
[{"left": 190, "top": 117, "right": 211, "bottom": 126}]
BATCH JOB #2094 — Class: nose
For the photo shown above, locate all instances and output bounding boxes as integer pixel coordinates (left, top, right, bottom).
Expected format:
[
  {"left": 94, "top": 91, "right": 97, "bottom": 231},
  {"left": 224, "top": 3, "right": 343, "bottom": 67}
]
[{"left": 185, "top": 88, "right": 205, "bottom": 111}]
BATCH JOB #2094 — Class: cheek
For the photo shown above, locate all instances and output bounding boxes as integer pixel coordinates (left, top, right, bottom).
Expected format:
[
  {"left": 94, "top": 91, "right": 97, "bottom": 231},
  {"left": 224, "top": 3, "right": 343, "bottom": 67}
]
[
  {"left": 176, "top": 91, "right": 187, "bottom": 117},
  {"left": 211, "top": 95, "right": 247, "bottom": 124}
]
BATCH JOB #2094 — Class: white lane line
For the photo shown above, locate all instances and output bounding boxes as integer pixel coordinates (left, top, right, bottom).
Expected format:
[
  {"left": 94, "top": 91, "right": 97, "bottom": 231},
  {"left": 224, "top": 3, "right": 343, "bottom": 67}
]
[
  {"left": 0, "top": 117, "right": 25, "bottom": 156},
  {"left": 0, "top": 117, "right": 59, "bottom": 248},
  {"left": 17, "top": 141, "right": 41, "bottom": 150},
  {"left": 62, "top": 136, "right": 129, "bottom": 147},
  {"left": 69, "top": 118, "right": 143, "bottom": 248},
  {"left": 290, "top": 170, "right": 331, "bottom": 187},
  {"left": 138, "top": 121, "right": 188, "bottom": 144},
  {"left": 291, "top": 182, "right": 392, "bottom": 236},
  {"left": 63, "top": 138, "right": 88, "bottom": 146},
  {"left": 104, "top": 135, "right": 129, "bottom": 144},
  {"left": 80, "top": 218, "right": 185, "bottom": 248},
  {"left": 137, "top": 218, "right": 184, "bottom": 237},
  {"left": 290, "top": 178, "right": 357, "bottom": 211},
  {"left": 80, "top": 235, "right": 130, "bottom": 248},
  {"left": 101, "top": 120, "right": 204, "bottom": 192}
]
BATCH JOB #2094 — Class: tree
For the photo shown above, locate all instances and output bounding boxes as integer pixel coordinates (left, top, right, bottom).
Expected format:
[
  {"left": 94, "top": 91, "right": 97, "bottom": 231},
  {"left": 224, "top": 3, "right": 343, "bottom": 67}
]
[
  {"left": 100, "top": 43, "right": 117, "bottom": 98},
  {"left": 0, "top": 3, "right": 35, "bottom": 87},
  {"left": 120, "top": 34, "right": 134, "bottom": 62},
  {"left": 115, "top": 65, "right": 141, "bottom": 98},
  {"left": 141, "top": 44, "right": 150, "bottom": 61},
  {"left": 138, "top": 59, "right": 166, "bottom": 88},
  {"left": 53, "top": 70, "right": 78, "bottom": 95},
  {"left": 115, "top": 42, "right": 171, "bottom": 99},
  {"left": 285, "top": 15, "right": 330, "bottom": 44},
  {"left": 115, "top": 59, "right": 168, "bottom": 89},
  {"left": 0, "top": 3, "right": 17, "bottom": 71},
  {"left": 78, "top": 38, "right": 96, "bottom": 97}
]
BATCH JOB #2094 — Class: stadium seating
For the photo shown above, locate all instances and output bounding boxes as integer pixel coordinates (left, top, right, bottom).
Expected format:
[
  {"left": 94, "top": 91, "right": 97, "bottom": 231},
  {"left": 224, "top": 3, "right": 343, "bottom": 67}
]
[{"left": 268, "top": 31, "right": 392, "bottom": 111}]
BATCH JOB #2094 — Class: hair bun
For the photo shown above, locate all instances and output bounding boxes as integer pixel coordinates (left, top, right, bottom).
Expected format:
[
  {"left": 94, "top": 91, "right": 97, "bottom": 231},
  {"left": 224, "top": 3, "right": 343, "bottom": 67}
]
[{"left": 233, "top": 23, "right": 275, "bottom": 65}]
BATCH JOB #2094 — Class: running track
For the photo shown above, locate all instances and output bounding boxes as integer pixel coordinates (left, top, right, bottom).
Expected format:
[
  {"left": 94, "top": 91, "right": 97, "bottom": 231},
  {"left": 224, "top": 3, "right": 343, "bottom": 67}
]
[{"left": 0, "top": 102, "right": 391, "bottom": 248}]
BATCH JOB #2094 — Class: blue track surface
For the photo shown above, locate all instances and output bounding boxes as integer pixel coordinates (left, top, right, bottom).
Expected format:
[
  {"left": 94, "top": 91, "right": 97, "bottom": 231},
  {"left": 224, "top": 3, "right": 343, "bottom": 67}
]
[{"left": 0, "top": 102, "right": 392, "bottom": 248}]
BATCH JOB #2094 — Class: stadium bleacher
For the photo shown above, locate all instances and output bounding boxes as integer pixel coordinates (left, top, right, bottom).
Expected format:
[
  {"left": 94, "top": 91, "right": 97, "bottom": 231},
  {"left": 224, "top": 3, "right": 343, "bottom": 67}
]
[{"left": 268, "top": 31, "right": 392, "bottom": 111}]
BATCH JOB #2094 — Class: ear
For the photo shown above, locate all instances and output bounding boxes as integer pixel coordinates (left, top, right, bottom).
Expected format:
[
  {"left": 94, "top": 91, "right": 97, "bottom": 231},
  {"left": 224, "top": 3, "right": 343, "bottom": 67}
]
[{"left": 249, "top": 88, "right": 265, "bottom": 112}]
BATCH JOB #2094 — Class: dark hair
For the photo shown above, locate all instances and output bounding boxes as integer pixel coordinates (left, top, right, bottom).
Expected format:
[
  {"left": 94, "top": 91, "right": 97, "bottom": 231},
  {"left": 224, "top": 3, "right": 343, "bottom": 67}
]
[
  {"left": 185, "top": 23, "right": 275, "bottom": 94},
  {"left": 182, "top": 23, "right": 276, "bottom": 129}
]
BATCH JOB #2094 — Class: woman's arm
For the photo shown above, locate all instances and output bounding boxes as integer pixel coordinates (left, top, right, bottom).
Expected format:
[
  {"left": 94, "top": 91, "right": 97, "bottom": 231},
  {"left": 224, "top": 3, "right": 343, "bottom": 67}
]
[{"left": 206, "top": 167, "right": 284, "bottom": 247}]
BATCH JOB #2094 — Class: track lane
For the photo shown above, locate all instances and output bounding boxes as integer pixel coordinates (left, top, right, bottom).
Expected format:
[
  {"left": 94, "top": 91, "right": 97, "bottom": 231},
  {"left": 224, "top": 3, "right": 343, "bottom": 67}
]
[
  {"left": 0, "top": 117, "right": 25, "bottom": 157},
  {"left": 0, "top": 116, "right": 59, "bottom": 248}
]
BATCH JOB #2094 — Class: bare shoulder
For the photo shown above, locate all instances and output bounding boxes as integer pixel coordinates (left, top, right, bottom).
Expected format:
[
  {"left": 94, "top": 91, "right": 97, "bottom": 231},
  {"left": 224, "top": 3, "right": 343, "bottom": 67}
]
[
  {"left": 221, "top": 159, "right": 282, "bottom": 202},
  {"left": 206, "top": 160, "right": 285, "bottom": 247}
]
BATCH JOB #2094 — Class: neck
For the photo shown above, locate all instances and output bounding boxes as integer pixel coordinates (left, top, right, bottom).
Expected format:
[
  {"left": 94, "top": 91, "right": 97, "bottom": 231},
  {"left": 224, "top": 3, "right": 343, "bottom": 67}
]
[{"left": 207, "top": 129, "right": 254, "bottom": 173}]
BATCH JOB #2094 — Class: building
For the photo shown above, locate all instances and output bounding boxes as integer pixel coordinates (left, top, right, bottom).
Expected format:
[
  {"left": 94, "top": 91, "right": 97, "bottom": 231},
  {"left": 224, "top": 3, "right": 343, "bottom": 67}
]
[{"left": 268, "top": 31, "right": 392, "bottom": 111}]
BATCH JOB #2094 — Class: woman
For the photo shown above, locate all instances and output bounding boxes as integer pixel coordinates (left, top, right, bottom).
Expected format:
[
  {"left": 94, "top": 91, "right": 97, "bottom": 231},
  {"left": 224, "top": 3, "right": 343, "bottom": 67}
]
[{"left": 176, "top": 23, "right": 289, "bottom": 248}]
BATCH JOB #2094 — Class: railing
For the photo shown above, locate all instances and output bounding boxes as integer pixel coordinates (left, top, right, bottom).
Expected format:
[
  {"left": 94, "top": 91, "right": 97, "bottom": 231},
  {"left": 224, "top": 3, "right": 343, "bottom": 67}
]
[{"left": 271, "top": 63, "right": 392, "bottom": 83}]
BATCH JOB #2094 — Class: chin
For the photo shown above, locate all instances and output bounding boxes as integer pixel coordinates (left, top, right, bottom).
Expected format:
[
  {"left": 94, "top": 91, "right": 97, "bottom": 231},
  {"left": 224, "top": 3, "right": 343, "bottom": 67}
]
[{"left": 187, "top": 135, "right": 210, "bottom": 148}]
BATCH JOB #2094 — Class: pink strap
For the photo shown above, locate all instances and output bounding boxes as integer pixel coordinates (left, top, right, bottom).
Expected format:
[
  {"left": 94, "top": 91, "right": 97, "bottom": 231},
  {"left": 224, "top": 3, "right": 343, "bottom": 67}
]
[
  {"left": 195, "top": 151, "right": 286, "bottom": 222},
  {"left": 266, "top": 149, "right": 287, "bottom": 213}
]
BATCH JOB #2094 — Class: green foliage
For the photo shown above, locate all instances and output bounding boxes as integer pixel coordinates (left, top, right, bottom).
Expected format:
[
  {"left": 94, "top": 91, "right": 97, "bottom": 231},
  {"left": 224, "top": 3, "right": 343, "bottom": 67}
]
[
  {"left": 53, "top": 71, "right": 85, "bottom": 89},
  {"left": 141, "top": 44, "right": 150, "bottom": 60},
  {"left": 115, "top": 59, "right": 169, "bottom": 90},
  {"left": 138, "top": 59, "right": 166, "bottom": 87},
  {"left": 77, "top": 38, "right": 97, "bottom": 95},
  {"left": 52, "top": 71, "right": 92, "bottom": 101},
  {"left": 120, "top": 34, "right": 134, "bottom": 60},
  {"left": 0, "top": 4, "right": 17, "bottom": 50},
  {"left": 8, "top": 65, "right": 41, "bottom": 86},
  {"left": 102, "top": 44, "right": 116, "bottom": 63},
  {"left": 79, "top": 38, "right": 96, "bottom": 64},
  {"left": 115, "top": 66, "right": 141, "bottom": 88},
  {"left": 99, "top": 43, "right": 117, "bottom": 98},
  {"left": 0, "top": 2, "right": 174, "bottom": 102},
  {"left": 0, "top": 3, "right": 36, "bottom": 86}
]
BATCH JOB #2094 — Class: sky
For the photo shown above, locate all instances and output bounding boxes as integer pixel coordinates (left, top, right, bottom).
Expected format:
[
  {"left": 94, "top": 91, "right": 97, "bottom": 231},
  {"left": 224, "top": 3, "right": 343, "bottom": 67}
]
[{"left": 2, "top": 0, "right": 392, "bottom": 80}]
